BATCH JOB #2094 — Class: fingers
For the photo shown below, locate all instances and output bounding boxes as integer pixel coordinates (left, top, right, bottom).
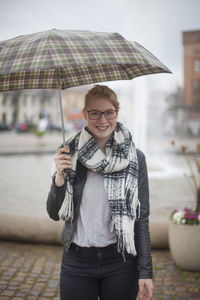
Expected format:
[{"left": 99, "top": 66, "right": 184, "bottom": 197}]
[
  {"left": 138, "top": 280, "right": 145, "bottom": 299},
  {"left": 54, "top": 145, "right": 72, "bottom": 174},
  {"left": 145, "top": 279, "right": 153, "bottom": 300},
  {"left": 147, "top": 288, "right": 153, "bottom": 300},
  {"left": 58, "top": 145, "right": 70, "bottom": 155},
  {"left": 138, "top": 279, "right": 153, "bottom": 300},
  {"left": 65, "top": 145, "right": 70, "bottom": 153}
]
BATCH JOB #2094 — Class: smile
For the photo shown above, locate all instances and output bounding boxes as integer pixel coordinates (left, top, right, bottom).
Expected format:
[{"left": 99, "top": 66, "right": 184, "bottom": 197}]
[{"left": 96, "top": 126, "right": 109, "bottom": 131}]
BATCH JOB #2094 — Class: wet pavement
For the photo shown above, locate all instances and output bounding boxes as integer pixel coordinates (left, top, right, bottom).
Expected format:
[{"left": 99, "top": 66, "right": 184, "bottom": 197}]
[
  {"left": 0, "top": 241, "right": 200, "bottom": 300},
  {"left": 0, "top": 242, "right": 60, "bottom": 300}
]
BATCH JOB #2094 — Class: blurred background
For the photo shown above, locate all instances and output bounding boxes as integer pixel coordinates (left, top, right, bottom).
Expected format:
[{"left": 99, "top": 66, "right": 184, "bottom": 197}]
[{"left": 0, "top": 0, "right": 200, "bottom": 246}]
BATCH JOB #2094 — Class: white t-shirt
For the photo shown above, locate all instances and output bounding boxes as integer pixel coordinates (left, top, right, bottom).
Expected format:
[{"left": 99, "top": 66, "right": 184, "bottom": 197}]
[{"left": 73, "top": 170, "right": 117, "bottom": 247}]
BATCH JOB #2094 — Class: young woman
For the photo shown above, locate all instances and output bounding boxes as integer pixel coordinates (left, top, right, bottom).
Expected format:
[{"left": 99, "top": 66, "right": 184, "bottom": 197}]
[{"left": 47, "top": 85, "right": 153, "bottom": 300}]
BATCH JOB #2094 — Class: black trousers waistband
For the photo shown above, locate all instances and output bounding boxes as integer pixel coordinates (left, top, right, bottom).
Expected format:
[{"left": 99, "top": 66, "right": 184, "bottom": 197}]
[
  {"left": 67, "top": 242, "right": 137, "bottom": 264},
  {"left": 70, "top": 242, "right": 118, "bottom": 253}
]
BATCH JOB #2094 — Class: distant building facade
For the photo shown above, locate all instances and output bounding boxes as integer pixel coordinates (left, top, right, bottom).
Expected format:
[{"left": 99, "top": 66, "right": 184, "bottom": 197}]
[
  {"left": 0, "top": 87, "right": 85, "bottom": 129},
  {"left": 183, "top": 30, "right": 200, "bottom": 106},
  {"left": 163, "top": 30, "right": 200, "bottom": 137},
  {"left": 181, "top": 30, "right": 200, "bottom": 136}
]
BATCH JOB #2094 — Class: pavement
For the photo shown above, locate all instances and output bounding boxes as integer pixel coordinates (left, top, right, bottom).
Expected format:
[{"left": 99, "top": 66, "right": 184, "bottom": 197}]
[
  {"left": 0, "top": 131, "right": 62, "bottom": 155},
  {"left": 0, "top": 241, "right": 200, "bottom": 300}
]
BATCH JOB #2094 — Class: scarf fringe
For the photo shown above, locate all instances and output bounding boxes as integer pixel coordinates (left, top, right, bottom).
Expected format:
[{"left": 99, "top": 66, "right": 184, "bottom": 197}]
[
  {"left": 110, "top": 196, "right": 140, "bottom": 256},
  {"left": 58, "top": 182, "right": 74, "bottom": 222}
]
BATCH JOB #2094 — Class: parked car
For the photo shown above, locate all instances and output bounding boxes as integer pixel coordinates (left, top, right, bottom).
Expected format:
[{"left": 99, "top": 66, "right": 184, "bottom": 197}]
[
  {"left": 47, "top": 122, "right": 61, "bottom": 131},
  {"left": 0, "top": 123, "right": 11, "bottom": 131},
  {"left": 14, "top": 122, "right": 36, "bottom": 133},
  {"left": 14, "top": 122, "right": 28, "bottom": 132}
]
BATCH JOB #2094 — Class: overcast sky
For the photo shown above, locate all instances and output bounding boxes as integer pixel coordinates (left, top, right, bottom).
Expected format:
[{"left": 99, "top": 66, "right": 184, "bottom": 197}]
[{"left": 0, "top": 0, "right": 200, "bottom": 89}]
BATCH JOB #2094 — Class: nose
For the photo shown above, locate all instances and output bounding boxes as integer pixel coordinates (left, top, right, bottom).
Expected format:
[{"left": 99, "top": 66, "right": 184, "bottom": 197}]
[{"left": 98, "top": 113, "right": 107, "bottom": 122}]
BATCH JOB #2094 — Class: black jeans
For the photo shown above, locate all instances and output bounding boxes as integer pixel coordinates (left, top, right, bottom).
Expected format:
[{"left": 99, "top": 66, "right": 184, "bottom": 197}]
[{"left": 60, "top": 242, "right": 139, "bottom": 300}]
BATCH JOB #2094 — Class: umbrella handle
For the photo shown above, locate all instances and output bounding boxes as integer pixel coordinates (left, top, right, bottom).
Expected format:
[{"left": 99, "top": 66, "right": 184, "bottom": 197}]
[{"left": 61, "top": 151, "right": 71, "bottom": 175}]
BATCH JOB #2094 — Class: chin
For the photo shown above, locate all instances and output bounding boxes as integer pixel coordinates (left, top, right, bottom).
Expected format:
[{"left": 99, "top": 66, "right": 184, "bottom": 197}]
[
  {"left": 93, "top": 129, "right": 113, "bottom": 140},
  {"left": 89, "top": 124, "right": 116, "bottom": 141}
]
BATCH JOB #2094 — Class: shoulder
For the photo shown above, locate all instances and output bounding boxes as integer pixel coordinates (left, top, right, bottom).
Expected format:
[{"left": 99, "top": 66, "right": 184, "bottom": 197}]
[
  {"left": 136, "top": 148, "right": 146, "bottom": 163},
  {"left": 136, "top": 148, "right": 147, "bottom": 173},
  {"left": 58, "top": 130, "right": 82, "bottom": 150}
]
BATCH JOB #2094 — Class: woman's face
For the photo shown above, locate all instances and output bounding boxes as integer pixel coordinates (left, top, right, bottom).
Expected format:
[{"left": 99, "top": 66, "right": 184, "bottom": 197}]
[{"left": 83, "top": 97, "right": 118, "bottom": 144}]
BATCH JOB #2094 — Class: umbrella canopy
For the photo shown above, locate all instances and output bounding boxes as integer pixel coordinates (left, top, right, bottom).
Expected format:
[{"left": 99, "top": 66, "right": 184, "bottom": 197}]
[
  {"left": 0, "top": 29, "right": 171, "bottom": 92},
  {"left": 0, "top": 29, "right": 171, "bottom": 146}
]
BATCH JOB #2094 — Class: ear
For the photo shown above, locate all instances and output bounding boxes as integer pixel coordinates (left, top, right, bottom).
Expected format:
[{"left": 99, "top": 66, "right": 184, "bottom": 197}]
[{"left": 83, "top": 108, "right": 87, "bottom": 121}]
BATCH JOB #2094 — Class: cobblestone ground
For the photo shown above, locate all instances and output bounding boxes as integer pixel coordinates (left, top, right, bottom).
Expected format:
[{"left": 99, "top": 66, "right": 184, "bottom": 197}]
[{"left": 0, "top": 242, "right": 200, "bottom": 300}]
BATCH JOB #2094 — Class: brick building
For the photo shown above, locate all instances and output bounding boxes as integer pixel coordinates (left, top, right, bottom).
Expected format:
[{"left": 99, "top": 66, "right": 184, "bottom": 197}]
[
  {"left": 181, "top": 30, "right": 200, "bottom": 135},
  {"left": 183, "top": 30, "right": 200, "bottom": 106},
  {"left": 164, "top": 30, "right": 200, "bottom": 136}
]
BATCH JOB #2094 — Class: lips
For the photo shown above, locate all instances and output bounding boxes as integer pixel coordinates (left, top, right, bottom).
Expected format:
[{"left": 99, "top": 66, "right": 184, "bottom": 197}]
[{"left": 96, "top": 126, "right": 109, "bottom": 131}]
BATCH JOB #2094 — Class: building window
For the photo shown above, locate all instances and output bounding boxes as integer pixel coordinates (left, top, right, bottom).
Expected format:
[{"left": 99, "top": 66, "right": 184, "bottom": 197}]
[
  {"left": 193, "top": 59, "right": 200, "bottom": 73},
  {"left": 3, "top": 95, "right": 7, "bottom": 106},
  {"left": 3, "top": 113, "right": 6, "bottom": 123},
  {"left": 32, "top": 97, "right": 36, "bottom": 107},
  {"left": 193, "top": 80, "right": 200, "bottom": 96},
  {"left": 23, "top": 97, "right": 27, "bottom": 107}
]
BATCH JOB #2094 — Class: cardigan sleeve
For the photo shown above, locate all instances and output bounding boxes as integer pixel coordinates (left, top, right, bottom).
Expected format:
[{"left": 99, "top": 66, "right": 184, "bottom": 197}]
[{"left": 135, "top": 149, "right": 153, "bottom": 279}]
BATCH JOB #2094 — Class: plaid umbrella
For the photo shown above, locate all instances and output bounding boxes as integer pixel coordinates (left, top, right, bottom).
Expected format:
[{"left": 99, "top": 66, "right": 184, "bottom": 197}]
[{"left": 0, "top": 29, "right": 171, "bottom": 143}]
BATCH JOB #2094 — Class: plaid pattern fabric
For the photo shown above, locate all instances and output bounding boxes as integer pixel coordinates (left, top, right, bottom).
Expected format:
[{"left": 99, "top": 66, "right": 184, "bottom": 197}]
[
  {"left": 0, "top": 29, "right": 171, "bottom": 92},
  {"left": 54, "top": 122, "right": 139, "bottom": 255}
]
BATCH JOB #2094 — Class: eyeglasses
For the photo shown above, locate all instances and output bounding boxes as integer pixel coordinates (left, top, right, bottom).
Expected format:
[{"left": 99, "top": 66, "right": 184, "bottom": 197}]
[{"left": 87, "top": 110, "right": 117, "bottom": 120}]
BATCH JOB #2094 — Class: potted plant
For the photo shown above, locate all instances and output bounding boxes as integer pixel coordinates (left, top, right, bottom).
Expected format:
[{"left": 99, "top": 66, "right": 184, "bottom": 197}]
[{"left": 168, "top": 142, "right": 200, "bottom": 271}]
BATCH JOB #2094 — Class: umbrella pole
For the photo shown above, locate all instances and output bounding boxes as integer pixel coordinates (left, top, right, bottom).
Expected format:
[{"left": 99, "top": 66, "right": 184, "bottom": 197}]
[{"left": 58, "top": 88, "right": 66, "bottom": 147}]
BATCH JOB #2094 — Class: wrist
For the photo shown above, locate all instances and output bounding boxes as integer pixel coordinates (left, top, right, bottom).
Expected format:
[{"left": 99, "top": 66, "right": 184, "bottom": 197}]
[
  {"left": 55, "top": 171, "right": 65, "bottom": 186},
  {"left": 57, "top": 170, "right": 64, "bottom": 177}
]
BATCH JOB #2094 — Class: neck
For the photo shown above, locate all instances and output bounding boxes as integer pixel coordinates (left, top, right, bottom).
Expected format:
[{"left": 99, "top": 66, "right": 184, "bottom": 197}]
[
  {"left": 94, "top": 136, "right": 111, "bottom": 154},
  {"left": 96, "top": 138, "right": 107, "bottom": 154}
]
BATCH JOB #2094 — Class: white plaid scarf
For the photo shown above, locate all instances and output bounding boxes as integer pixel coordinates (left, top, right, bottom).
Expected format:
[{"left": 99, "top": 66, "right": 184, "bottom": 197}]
[{"left": 52, "top": 122, "right": 140, "bottom": 255}]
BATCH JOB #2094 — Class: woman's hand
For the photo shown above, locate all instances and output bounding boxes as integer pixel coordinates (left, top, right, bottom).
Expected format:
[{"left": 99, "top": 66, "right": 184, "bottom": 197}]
[
  {"left": 54, "top": 145, "right": 72, "bottom": 186},
  {"left": 138, "top": 279, "right": 153, "bottom": 300}
]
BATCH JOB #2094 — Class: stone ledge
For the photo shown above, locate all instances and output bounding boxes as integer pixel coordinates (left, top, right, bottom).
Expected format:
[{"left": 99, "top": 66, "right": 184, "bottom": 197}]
[
  {"left": 150, "top": 220, "right": 169, "bottom": 249},
  {"left": 0, "top": 214, "right": 62, "bottom": 245},
  {"left": 0, "top": 214, "right": 169, "bottom": 249}
]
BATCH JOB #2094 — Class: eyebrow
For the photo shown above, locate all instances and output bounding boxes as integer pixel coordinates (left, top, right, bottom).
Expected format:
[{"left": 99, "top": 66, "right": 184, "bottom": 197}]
[{"left": 87, "top": 109, "right": 115, "bottom": 111}]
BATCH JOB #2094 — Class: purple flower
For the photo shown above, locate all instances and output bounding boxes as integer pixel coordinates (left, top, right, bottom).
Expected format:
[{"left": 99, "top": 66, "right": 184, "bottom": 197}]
[
  {"left": 183, "top": 207, "right": 191, "bottom": 212},
  {"left": 184, "top": 212, "right": 198, "bottom": 220},
  {"left": 171, "top": 207, "right": 200, "bottom": 225},
  {"left": 189, "top": 214, "right": 195, "bottom": 219}
]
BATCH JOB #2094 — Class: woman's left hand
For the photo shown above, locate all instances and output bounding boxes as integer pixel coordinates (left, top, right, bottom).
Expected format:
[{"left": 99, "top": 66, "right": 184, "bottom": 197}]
[{"left": 138, "top": 278, "right": 153, "bottom": 300}]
